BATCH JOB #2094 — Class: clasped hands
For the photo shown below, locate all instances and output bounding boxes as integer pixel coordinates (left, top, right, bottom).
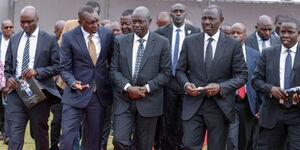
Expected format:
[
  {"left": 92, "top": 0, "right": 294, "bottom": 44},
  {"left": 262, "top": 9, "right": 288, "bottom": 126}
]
[
  {"left": 185, "top": 83, "right": 220, "bottom": 97},
  {"left": 270, "top": 86, "right": 300, "bottom": 103},
  {"left": 126, "top": 86, "right": 148, "bottom": 100},
  {"left": 7, "top": 69, "right": 38, "bottom": 89}
]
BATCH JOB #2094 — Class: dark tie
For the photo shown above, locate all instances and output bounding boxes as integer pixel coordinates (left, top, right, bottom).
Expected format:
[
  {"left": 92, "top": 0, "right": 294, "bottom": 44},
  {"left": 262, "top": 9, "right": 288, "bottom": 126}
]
[
  {"left": 22, "top": 34, "right": 31, "bottom": 73},
  {"left": 284, "top": 49, "right": 292, "bottom": 108},
  {"left": 132, "top": 39, "right": 145, "bottom": 85},
  {"left": 205, "top": 38, "right": 214, "bottom": 77},
  {"left": 172, "top": 28, "right": 181, "bottom": 76}
]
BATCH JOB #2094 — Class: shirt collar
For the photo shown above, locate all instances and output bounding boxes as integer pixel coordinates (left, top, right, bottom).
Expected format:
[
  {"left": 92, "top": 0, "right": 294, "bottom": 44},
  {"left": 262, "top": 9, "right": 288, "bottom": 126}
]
[
  {"left": 134, "top": 30, "right": 150, "bottom": 43},
  {"left": 23, "top": 27, "right": 39, "bottom": 38},
  {"left": 172, "top": 24, "right": 185, "bottom": 33},
  {"left": 204, "top": 29, "right": 220, "bottom": 42},
  {"left": 255, "top": 31, "right": 269, "bottom": 42},
  {"left": 281, "top": 42, "right": 298, "bottom": 54},
  {"left": 1, "top": 34, "right": 9, "bottom": 41},
  {"left": 81, "top": 27, "right": 99, "bottom": 39}
]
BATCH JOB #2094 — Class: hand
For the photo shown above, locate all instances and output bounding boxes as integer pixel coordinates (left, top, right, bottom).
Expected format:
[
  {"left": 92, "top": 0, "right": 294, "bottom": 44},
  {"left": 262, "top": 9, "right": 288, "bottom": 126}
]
[
  {"left": 7, "top": 77, "right": 19, "bottom": 89},
  {"left": 139, "top": 86, "right": 148, "bottom": 95},
  {"left": 2, "top": 87, "right": 10, "bottom": 95},
  {"left": 270, "top": 86, "right": 288, "bottom": 100},
  {"left": 127, "top": 86, "right": 145, "bottom": 99},
  {"left": 255, "top": 111, "right": 260, "bottom": 119},
  {"left": 185, "top": 83, "right": 201, "bottom": 96},
  {"left": 292, "top": 93, "right": 300, "bottom": 103},
  {"left": 72, "top": 81, "right": 90, "bottom": 91},
  {"left": 203, "top": 83, "right": 221, "bottom": 96},
  {"left": 22, "top": 69, "right": 38, "bottom": 79}
]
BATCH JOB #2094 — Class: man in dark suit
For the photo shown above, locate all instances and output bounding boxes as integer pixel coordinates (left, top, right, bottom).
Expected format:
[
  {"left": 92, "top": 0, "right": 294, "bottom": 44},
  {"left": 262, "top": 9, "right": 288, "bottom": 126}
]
[
  {"left": 245, "top": 15, "right": 281, "bottom": 52},
  {"left": 273, "top": 14, "right": 289, "bottom": 38},
  {"left": 252, "top": 17, "right": 300, "bottom": 150},
  {"left": 111, "top": 6, "right": 171, "bottom": 150},
  {"left": 59, "top": 6, "right": 114, "bottom": 150},
  {"left": 4, "top": 6, "right": 61, "bottom": 150},
  {"left": 155, "top": 3, "right": 200, "bottom": 150},
  {"left": 176, "top": 5, "right": 248, "bottom": 150},
  {"left": 227, "top": 23, "right": 260, "bottom": 150}
]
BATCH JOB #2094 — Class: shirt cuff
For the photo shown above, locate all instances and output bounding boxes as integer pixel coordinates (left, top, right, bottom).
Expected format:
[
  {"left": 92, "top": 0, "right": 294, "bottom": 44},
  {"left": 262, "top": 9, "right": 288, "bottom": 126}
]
[
  {"left": 184, "top": 82, "right": 190, "bottom": 91},
  {"left": 71, "top": 81, "right": 77, "bottom": 89},
  {"left": 145, "top": 84, "right": 150, "bottom": 93},
  {"left": 124, "top": 83, "right": 131, "bottom": 91}
]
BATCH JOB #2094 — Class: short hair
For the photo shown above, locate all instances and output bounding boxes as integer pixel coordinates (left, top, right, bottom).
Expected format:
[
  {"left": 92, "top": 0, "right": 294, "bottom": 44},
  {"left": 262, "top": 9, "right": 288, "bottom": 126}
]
[
  {"left": 78, "top": 6, "right": 95, "bottom": 20},
  {"left": 121, "top": 9, "right": 134, "bottom": 16},
  {"left": 206, "top": 5, "right": 223, "bottom": 18},
  {"left": 86, "top": 1, "right": 101, "bottom": 10},
  {"left": 281, "top": 17, "right": 300, "bottom": 30},
  {"left": 275, "top": 14, "right": 289, "bottom": 24}
]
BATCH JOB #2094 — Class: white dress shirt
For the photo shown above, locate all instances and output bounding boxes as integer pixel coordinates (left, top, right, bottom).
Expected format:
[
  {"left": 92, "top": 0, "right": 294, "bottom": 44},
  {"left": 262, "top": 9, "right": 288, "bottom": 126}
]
[
  {"left": 204, "top": 30, "right": 220, "bottom": 60},
  {"left": 81, "top": 27, "right": 101, "bottom": 59},
  {"left": 256, "top": 32, "right": 271, "bottom": 53},
  {"left": 15, "top": 27, "right": 39, "bottom": 78},
  {"left": 0, "top": 35, "right": 9, "bottom": 66},
  {"left": 279, "top": 43, "right": 297, "bottom": 90},
  {"left": 242, "top": 44, "right": 247, "bottom": 62},
  {"left": 171, "top": 24, "right": 185, "bottom": 63},
  {"left": 124, "top": 31, "right": 150, "bottom": 92}
]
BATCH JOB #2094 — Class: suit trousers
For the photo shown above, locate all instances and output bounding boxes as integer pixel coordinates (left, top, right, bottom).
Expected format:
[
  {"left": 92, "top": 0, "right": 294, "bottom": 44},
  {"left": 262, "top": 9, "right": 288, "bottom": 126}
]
[
  {"left": 113, "top": 100, "right": 158, "bottom": 150},
  {"left": 227, "top": 97, "right": 258, "bottom": 150},
  {"left": 163, "top": 86, "right": 184, "bottom": 150},
  {"left": 101, "top": 105, "right": 113, "bottom": 150},
  {"left": 258, "top": 106, "right": 300, "bottom": 150},
  {"left": 6, "top": 90, "right": 52, "bottom": 150},
  {"left": 50, "top": 102, "right": 62, "bottom": 150},
  {"left": 0, "top": 92, "right": 4, "bottom": 133},
  {"left": 182, "top": 97, "right": 229, "bottom": 150},
  {"left": 60, "top": 93, "right": 105, "bottom": 150}
]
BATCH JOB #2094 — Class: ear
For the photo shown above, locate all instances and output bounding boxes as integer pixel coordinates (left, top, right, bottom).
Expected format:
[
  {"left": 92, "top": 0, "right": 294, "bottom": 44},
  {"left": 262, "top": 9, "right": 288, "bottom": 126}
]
[
  {"left": 220, "top": 17, "right": 224, "bottom": 23},
  {"left": 255, "top": 25, "right": 258, "bottom": 30},
  {"left": 149, "top": 17, "right": 152, "bottom": 25}
]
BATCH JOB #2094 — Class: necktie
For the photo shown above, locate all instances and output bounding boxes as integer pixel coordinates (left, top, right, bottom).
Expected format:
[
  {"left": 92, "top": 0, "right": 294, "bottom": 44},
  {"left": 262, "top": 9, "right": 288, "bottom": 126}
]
[
  {"left": 238, "top": 85, "right": 246, "bottom": 99},
  {"left": 88, "top": 34, "right": 97, "bottom": 65},
  {"left": 172, "top": 29, "right": 181, "bottom": 76},
  {"left": 205, "top": 38, "right": 214, "bottom": 77},
  {"left": 21, "top": 34, "right": 31, "bottom": 73},
  {"left": 284, "top": 49, "right": 292, "bottom": 108},
  {"left": 132, "top": 39, "right": 145, "bottom": 85}
]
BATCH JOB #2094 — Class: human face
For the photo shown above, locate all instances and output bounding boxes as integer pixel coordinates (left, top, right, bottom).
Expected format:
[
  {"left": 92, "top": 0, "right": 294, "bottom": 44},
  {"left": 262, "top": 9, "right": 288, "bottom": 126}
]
[
  {"left": 112, "top": 25, "right": 122, "bottom": 36},
  {"left": 230, "top": 25, "right": 246, "bottom": 44},
  {"left": 20, "top": 14, "right": 38, "bottom": 35},
  {"left": 256, "top": 23, "right": 272, "bottom": 41},
  {"left": 120, "top": 15, "right": 132, "bottom": 34},
  {"left": 79, "top": 11, "right": 99, "bottom": 34},
  {"left": 132, "top": 14, "right": 151, "bottom": 38},
  {"left": 1, "top": 21, "right": 14, "bottom": 39},
  {"left": 170, "top": 4, "right": 187, "bottom": 27},
  {"left": 54, "top": 25, "right": 64, "bottom": 40},
  {"left": 280, "top": 22, "right": 300, "bottom": 49},
  {"left": 201, "top": 8, "right": 223, "bottom": 36}
]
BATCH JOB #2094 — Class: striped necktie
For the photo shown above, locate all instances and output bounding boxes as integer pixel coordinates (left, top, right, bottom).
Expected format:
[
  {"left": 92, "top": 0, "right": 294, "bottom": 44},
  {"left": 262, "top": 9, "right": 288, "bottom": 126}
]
[
  {"left": 132, "top": 39, "right": 145, "bottom": 85},
  {"left": 21, "top": 34, "right": 31, "bottom": 73}
]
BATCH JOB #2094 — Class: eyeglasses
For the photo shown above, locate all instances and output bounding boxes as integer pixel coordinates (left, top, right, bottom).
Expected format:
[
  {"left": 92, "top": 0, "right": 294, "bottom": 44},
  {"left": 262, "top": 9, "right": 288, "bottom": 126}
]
[{"left": 3, "top": 26, "right": 13, "bottom": 29}]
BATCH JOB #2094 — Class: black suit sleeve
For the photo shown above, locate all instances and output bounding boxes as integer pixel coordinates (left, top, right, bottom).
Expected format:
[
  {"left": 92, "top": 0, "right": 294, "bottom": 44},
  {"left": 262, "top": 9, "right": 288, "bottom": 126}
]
[{"left": 4, "top": 38, "right": 14, "bottom": 80}]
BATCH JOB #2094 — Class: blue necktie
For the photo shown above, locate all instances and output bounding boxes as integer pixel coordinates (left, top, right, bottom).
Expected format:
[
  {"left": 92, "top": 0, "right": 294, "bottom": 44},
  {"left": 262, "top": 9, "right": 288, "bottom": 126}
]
[
  {"left": 172, "top": 29, "right": 181, "bottom": 76},
  {"left": 284, "top": 49, "right": 292, "bottom": 108},
  {"left": 22, "top": 34, "right": 31, "bottom": 73},
  {"left": 132, "top": 39, "right": 145, "bottom": 85},
  {"left": 205, "top": 38, "right": 214, "bottom": 77}
]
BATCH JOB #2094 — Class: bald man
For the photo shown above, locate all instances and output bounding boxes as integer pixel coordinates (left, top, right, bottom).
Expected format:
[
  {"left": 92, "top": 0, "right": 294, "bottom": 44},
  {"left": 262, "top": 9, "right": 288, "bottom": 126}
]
[
  {"left": 245, "top": 15, "right": 281, "bottom": 52},
  {"left": 111, "top": 6, "right": 171, "bottom": 150},
  {"left": 4, "top": 6, "right": 61, "bottom": 150},
  {"left": 156, "top": 11, "right": 171, "bottom": 27}
]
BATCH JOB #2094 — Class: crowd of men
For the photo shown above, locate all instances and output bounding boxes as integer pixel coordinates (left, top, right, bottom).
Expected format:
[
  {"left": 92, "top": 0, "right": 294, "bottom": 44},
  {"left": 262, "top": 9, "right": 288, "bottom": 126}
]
[{"left": 0, "top": 1, "right": 300, "bottom": 150}]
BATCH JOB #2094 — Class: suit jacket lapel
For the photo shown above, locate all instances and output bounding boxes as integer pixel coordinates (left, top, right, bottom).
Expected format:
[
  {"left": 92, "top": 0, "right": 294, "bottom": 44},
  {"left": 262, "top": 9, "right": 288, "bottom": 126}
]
[
  {"left": 13, "top": 32, "right": 23, "bottom": 69},
  {"left": 291, "top": 44, "right": 300, "bottom": 83},
  {"left": 140, "top": 32, "right": 155, "bottom": 70},
  {"left": 184, "top": 24, "right": 192, "bottom": 36},
  {"left": 96, "top": 27, "right": 105, "bottom": 66},
  {"left": 34, "top": 30, "right": 43, "bottom": 68},
  {"left": 166, "top": 26, "right": 173, "bottom": 46},
  {"left": 126, "top": 34, "right": 134, "bottom": 75},
  {"left": 273, "top": 46, "right": 281, "bottom": 87},
  {"left": 197, "top": 33, "right": 206, "bottom": 79},
  {"left": 74, "top": 27, "right": 94, "bottom": 65}
]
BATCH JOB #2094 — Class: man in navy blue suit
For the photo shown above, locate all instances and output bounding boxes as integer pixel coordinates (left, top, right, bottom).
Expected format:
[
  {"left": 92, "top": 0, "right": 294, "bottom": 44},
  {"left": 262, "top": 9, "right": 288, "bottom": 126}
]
[
  {"left": 60, "top": 6, "right": 114, "bottom": 150},
  {"left": 227, "top": 22, "right": 260, "bottom": 150}
]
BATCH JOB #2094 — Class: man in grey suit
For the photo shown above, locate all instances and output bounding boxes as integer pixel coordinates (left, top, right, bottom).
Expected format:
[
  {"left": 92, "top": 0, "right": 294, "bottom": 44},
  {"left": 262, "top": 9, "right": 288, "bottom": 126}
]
[
  {"left": 176, "top": 5, "right": 248, "bottom": 150},
  {"left": 252, "top": 17, "right": 300, "bottom": 150},
  {"left": 111, "top": 6, "right": 171, "bottom": 150},
  {"left": 5, "top": 6, "right": 61, "bottom": 150},
  {"left": 245, "top": 15, "right": 281, "bottom": 52},
  {"left": 155, "top": 3, "right": 200, "bottom": 150}
]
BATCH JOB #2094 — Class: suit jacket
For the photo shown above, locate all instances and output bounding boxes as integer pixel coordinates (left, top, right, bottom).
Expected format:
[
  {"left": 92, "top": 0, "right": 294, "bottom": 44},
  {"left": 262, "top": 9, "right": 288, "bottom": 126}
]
[
  {"left": 176, "top": 32, "right": 248, "bottom": 122},
  {"left": 110, "top": 32, "right": 171, "bottom": 117},
  {"left": 155, "top": 24, "right": 201, "bottom": 92},
  {"left": 245, "top": 32, "right": 281, "bottom": 51},
  {"left": 60, "top": 26, "right": 114, "bottom": 108},
  {"left": 4, "top": 29, "right": 61, "bottom": 99},
  {"left": 252, "top": 44, "right": 300, "bottom": 128},
  {"left": 245, "top": 46, "right": 260, "bottom": 115}
]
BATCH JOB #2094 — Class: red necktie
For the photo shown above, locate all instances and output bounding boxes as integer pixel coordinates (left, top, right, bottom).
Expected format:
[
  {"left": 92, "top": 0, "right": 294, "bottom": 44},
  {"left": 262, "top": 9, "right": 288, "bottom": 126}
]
[{"left": 238, "top": 85, "right": 246, "bottom": 99}]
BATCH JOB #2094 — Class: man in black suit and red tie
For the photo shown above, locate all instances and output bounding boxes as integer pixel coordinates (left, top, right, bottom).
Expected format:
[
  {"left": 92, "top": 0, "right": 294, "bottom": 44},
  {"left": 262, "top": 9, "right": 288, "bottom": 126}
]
[{"left": 176, "top": 5, "right": 248, "bottom": 150}]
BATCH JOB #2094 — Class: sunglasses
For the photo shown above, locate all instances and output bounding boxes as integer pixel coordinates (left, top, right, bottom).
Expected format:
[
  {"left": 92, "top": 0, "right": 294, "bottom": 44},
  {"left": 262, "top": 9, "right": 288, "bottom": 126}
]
[{"left": 3, "top": 26, "right": 13, "bottom": 29}]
